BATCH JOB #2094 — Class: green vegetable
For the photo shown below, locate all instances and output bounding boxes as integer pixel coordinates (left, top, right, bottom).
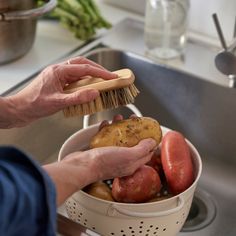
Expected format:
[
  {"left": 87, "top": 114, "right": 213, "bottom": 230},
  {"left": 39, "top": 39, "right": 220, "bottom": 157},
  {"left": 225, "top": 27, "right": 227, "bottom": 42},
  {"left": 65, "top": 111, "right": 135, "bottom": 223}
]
[{"left": 39, "top": 0, "right": 112, "bottom": 41}]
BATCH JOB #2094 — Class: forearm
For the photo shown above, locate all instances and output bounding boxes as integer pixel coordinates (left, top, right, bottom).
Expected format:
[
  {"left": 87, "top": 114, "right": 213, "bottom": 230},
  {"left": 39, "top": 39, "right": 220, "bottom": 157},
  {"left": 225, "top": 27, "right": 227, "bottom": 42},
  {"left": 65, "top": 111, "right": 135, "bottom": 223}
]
[
  {"left": 0, "top": 96, "right": 19, "bottom": 128},
  {"left": 43, "top": 160, "right": 98, "bottom": 206},
  {"left": 0, "top": 96, "right": 32, "bottom": 128}
]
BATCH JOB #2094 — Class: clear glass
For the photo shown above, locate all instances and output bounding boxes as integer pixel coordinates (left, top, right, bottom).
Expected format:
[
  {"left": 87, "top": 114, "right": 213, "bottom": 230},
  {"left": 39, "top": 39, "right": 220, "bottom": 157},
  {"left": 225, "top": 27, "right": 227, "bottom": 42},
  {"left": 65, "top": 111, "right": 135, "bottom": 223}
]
[{"left": 144, "top": 0, "right": 190, "bottom": 60}]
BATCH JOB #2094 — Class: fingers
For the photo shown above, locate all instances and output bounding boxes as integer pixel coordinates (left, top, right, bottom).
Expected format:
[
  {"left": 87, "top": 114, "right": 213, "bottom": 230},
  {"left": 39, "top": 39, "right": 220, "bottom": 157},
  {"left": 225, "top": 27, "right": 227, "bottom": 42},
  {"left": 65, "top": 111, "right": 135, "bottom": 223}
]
[
  {"left": 57, "top": 64, "right": 117, "bottom": 84},
  {"left": 64, "top": 57, "right": 106, "bottom": 70},
  {"left": 98, "top": 114, "right": 123, "bottom": 131},
  {"left": 130, "top": 114, "right": 138, "bottom": 118},
  {"left": 122, "top": 152, "right": 154, "bottom": 177},
  {"left": 122, "top": 139, "right": 157, "bottom": 173},
  {"left": 112, "top": 114, "right": 123, "bottom": 122},
  {"left": 101, "top": 138, "right": 156, "bottom": 163},
  {"left": 135, "top": 152, "right": 154, "bottom": 166},
  {"left": 131, "top": 138, "right": 157, "bottom": 157},
  {"left": 83, "top": 138, "right": 157, "bottom": 181},
  {"left": 62, "top": 151, "right": 83, "bottom": 162},
  {"left": 61, "top": 88, "right": 99, "bottom": 106},
  {"left": 99, "top": 120, "right": 109, "bottom": 131}
]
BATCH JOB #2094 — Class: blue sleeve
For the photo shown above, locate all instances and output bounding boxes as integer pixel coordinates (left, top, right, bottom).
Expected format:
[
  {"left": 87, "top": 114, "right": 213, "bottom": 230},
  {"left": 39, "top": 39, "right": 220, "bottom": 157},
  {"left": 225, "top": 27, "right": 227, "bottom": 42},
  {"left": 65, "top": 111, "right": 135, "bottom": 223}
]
[{"left": 0, "top": 146, "right": 56, "bottom": 236}]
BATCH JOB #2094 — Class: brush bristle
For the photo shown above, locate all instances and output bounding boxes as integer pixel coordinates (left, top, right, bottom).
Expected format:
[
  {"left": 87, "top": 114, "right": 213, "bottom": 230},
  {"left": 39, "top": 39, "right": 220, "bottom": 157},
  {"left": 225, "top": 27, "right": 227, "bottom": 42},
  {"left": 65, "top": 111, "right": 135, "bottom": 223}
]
[{"left": 63, "top": 84, "right": 139, "bottom": 117}]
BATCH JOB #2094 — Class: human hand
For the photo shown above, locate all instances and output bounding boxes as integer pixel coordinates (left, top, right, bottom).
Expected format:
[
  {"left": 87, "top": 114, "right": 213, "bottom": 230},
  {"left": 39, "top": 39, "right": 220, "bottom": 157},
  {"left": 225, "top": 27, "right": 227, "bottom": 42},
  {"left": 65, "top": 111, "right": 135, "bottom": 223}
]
[
  {"left": 4, "top": 57, "right": 117, "bottom": 127},
  {"left": 44, "top": 137, "right": 156, "bottom": 205},
  {"left": 63, "top": 137, "right": 156, "bottom": 183},
  {"left": 63, "top": 114, "right": 157, "bottom": 181},
  {"left": 44, "top": 114, "right": 157, "bottom": 205}
]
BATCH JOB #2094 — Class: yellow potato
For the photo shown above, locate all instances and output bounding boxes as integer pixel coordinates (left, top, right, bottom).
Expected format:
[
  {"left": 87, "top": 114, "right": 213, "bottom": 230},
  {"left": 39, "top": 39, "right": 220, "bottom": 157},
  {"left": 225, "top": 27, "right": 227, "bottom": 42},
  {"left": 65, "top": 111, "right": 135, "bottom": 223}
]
[
  {"left": 90, "top": 117, "right": 162, "bottom": 148},
  {"left": 84, "top": 181, "right": 114, "bottom": 202}
]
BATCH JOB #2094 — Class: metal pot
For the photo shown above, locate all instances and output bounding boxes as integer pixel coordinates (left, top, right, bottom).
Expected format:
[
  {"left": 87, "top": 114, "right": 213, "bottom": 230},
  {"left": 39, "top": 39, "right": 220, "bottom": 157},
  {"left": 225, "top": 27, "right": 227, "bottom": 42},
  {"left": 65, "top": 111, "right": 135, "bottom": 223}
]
[{"left": 0, "top": 0, "right": 57, "bottom": 64}]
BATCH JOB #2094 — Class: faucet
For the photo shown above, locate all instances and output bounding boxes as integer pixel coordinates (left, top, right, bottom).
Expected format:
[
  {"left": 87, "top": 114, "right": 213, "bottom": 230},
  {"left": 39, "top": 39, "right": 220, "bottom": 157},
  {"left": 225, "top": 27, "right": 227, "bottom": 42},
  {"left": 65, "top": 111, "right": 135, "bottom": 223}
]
[{"left": 212, "top": 13, "right": 236, "bottom": 88}]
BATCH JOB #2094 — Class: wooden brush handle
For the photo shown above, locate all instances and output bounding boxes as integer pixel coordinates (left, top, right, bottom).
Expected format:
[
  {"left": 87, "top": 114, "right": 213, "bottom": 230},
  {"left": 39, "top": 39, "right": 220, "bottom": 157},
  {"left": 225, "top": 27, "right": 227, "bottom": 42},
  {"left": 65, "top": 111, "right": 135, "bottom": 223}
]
[{"left": 64, "top": 69, "right": 135, "bottom": 93}]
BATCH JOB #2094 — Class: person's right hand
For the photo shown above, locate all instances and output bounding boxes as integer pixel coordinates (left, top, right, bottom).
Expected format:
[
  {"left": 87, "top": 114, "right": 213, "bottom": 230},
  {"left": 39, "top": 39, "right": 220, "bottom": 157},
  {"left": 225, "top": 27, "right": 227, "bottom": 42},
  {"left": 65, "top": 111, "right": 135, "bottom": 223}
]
[{"left": 2, "top": 57, "right": 117, "bottom": 128}]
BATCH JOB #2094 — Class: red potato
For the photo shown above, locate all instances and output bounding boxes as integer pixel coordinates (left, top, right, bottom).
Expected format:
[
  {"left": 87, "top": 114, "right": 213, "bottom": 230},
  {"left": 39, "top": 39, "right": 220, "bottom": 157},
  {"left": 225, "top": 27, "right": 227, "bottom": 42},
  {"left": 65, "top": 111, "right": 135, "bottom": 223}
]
[
  {"left": 146, "top": 148, "right": 164, "bottom": 179},
  {"left": 161, "top": 131, "right": 194, "bottom": 195},
  {"left": 112, "top": 165, "right": 162, "bottom": 203}
]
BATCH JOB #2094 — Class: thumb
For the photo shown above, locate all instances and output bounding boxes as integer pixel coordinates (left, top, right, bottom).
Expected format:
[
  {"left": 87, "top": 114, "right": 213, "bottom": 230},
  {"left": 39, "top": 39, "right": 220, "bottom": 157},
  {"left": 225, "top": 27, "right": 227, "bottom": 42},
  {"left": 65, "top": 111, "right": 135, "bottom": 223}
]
[
  {"left": 63, "top": 88, "right": 99, "bottom": 106},
  {"left": 133, "top": 138, "right": 157, "bottom": 156}
]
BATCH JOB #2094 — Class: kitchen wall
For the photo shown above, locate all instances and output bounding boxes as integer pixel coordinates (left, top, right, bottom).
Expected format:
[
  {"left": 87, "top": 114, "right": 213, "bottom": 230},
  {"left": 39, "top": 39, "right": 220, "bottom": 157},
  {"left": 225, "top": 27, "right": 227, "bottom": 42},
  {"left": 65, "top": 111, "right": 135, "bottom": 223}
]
[
  {"left": 102, "top": 0, "right": 236, "bottom": 44},
  {"left": 190, "top": 0, "right": 236, "bottom": 43}
]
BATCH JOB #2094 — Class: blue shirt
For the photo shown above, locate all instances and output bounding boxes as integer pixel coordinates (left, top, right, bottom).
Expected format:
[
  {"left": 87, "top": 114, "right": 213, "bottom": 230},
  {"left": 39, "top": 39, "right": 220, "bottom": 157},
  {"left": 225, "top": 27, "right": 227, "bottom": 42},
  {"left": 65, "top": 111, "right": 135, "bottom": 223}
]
[{"left": 0, "top": 146, "right": 56, "bottom": 236}]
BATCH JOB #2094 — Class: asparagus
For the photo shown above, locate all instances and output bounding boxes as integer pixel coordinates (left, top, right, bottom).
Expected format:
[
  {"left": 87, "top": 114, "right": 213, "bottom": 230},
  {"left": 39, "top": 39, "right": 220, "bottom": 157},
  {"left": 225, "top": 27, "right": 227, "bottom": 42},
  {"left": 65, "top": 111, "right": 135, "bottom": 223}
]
[
  {"left": 41, "top": 0, "right": 112, "bottom": 41},
  {"left": 87, "top": 0, "right": 111, "bottom": 28}
]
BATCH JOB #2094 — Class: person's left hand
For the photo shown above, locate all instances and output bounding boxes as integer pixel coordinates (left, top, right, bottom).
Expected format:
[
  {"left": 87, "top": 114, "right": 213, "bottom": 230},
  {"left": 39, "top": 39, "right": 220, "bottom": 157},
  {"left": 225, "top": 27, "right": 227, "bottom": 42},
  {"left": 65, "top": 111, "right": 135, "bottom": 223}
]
[
  {"left": 44, "top": 114, "right": 157, "bottom": 205},
  {"left": 62, "top": 114, "right": 157, "bottom": 184},
  {"left": 5, "top": 57, "right": 117, "bottom": 126}
]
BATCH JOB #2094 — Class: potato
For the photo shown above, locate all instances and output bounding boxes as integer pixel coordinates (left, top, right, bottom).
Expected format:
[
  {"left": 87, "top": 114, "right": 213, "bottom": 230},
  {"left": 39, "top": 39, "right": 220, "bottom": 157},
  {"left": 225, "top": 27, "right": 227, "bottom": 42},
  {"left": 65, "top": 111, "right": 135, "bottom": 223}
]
[
  {"left": 112, "top": 165, "right": 162, "bottom": 203},
  {"left": 90, "top": 117, "right": 162, "bottom": 148},
  {"left": 146, "top": 148, "right": 163, "bottom": 174},
  {"left": 161, "top": 131, "right": 194, "bottom": 195},
  {"left": 84, "top": 181, "right": 114, "bottom": 201}
]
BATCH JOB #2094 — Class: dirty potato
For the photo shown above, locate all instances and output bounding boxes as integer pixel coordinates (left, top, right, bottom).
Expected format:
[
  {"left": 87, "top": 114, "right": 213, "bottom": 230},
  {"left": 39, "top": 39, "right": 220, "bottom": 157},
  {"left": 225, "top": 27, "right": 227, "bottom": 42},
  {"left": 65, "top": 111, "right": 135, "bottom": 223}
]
[
  {"left": 84, "top": 181, "right": 114, "bottom": 201},
  {"left": 90, "top": 117, "right": 162, "bottom": 148},
  {"left": 112, "top": 165, "right": 162, "bottom": 203}
]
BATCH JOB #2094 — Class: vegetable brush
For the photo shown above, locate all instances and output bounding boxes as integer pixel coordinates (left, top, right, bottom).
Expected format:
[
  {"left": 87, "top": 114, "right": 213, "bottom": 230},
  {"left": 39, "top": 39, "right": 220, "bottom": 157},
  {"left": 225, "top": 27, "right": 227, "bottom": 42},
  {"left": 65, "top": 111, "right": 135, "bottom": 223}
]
[{"left": 63, "top": 68, "right": 139, "bottom": 117}]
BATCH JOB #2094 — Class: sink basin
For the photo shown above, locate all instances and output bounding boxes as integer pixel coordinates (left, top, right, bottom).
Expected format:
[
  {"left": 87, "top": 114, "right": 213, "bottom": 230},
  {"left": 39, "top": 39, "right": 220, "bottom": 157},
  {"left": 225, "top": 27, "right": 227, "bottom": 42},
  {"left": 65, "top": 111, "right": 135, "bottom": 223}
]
[{"left": 1, "top": 48, "right": 236, "bottom": 236}]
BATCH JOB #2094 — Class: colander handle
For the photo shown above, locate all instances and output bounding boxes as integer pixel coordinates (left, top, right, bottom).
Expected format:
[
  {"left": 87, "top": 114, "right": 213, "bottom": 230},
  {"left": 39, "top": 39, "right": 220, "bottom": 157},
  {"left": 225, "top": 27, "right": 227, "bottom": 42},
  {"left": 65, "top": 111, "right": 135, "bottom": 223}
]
[
  {"left": 83, "top": 104, "right": 143, "bottom": 129},
  {"left": 107, "top": 196, "right": 184, "bottom": 218}
]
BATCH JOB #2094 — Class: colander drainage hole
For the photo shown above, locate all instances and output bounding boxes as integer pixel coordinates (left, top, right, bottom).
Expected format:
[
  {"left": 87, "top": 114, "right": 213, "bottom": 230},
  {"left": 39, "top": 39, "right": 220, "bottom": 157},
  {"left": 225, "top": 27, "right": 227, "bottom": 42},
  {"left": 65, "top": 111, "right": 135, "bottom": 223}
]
[{"left": 181, "top": 189, "right": 217, "bottom": 232}]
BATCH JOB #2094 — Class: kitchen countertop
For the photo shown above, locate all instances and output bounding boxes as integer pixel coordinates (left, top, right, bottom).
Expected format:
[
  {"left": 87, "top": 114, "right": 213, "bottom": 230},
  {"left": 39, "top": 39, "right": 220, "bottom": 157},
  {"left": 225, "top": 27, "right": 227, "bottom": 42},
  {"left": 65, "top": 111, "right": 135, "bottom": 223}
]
[
  {"left": 0, "top": 1, "right": 141, "bottom": 95},
  {"left": 0, "top": 20, "right": 80, "bottom": 95},
  {"left": 0, "top": 0, "right": 229, "bottom": 96}
]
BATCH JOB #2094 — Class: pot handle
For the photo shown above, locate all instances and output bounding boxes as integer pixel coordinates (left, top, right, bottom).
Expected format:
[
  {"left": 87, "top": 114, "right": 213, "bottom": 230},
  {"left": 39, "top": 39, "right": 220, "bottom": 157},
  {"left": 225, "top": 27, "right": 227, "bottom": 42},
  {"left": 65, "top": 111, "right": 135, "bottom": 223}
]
[
  {"left": 107, "top": 196, "right": 185, "bottom": 218},
  {"left": 83, "top": 104, "right": 143, "bottom": 129},
  {"left": 0, "top": 0, "right": 57, "bottom": 21}
]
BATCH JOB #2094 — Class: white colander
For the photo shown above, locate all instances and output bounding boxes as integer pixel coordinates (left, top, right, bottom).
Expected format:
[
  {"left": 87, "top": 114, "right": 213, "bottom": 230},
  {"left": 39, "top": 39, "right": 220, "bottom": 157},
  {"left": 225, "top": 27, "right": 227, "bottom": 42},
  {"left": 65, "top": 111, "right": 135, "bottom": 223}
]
[{"left": 58, "top": 105, "right": 202, "bottom": 236}]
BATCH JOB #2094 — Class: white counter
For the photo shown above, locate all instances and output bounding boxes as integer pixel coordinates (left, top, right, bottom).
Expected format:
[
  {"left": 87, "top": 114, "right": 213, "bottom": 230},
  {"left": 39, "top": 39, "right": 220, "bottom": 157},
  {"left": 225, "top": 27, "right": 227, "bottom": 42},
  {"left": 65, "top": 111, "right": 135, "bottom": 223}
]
[
  {"left": 0, "top": 1, "right": 228, "bottom": 95},
  {"left": 0, "top": 21, "right": 79, "bottom": 95},
  {"left": 0, "top": 2, "right": 141, "bottom": 95}
]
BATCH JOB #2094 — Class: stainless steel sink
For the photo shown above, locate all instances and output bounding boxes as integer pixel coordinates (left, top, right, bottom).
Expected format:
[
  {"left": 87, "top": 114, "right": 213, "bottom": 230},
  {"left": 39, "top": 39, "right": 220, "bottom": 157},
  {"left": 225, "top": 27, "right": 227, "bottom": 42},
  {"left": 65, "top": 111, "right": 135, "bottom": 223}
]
[{"left": 1, "top": 48, "right": 236, "bottom": 236}]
